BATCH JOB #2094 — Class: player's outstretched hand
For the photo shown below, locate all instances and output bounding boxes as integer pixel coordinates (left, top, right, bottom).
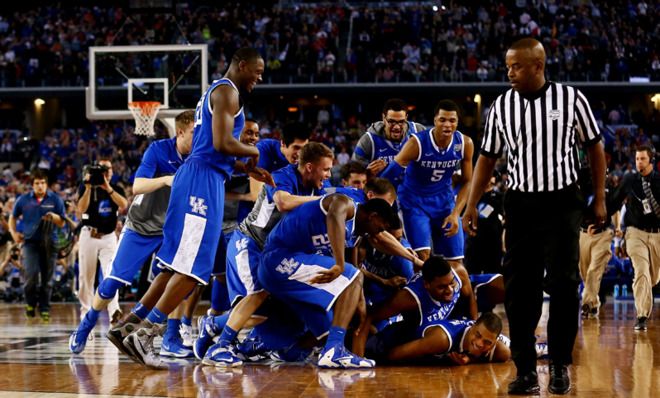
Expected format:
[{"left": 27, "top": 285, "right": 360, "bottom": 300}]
[
  {"left": 310, "top": 265, "right": 342, "bottom": 284},
  {"left": 384, "top": 276, "right": 407, "bottom": 288},
  {"left": 248, "top": 167, "right": 275, "bottom": 187},
  {"left": 367, "top": 159, "right": 387, "bottom": 177},
  {"left": 462, "top": 207, "right": 479, "bottom": 237},
  {"left": 447, "top": 352, "right": 470, "bottom": 366},
  {"left": 442, "top": 213, "right": 459, "bottom": 237}
]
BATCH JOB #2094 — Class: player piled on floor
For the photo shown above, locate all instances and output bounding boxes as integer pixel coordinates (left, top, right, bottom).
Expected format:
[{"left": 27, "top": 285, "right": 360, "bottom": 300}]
[
  {"left": 256, "top": 194, "right": 406, "bottom": 368},
  {"left": 194, "top": 141, "right": 333, "bottom": 365},
  {"left": 381, "top": 99, "right": 477, "bottom": 319},
  {"left": 195, "top": 144, "right": 418, "bottom": 367},
  {"left": 365, "top": 311, "right": 511, "bottom": 365},
  {"left": 202, "top": 177, "right": 405, "bottom": 364},
  {"left": 119, "top": 48, "right": 274, "bottom": 368},
  {"left": 68, "top": 110, "right": 194, "bottom": 355},
  {"left": 353, "top": 256, "right": 462, "bottom": 355}
]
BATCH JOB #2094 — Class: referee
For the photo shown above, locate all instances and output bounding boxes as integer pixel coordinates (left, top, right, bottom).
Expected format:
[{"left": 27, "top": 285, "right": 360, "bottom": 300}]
[{"left": 463, "top": 38, "right": 606, "bottom": 395}]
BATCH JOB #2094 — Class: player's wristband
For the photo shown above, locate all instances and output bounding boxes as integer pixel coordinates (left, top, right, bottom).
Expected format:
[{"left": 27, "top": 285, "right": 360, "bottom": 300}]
[{"left": 380, "top": 161, "right": 405, "bottom": 183}]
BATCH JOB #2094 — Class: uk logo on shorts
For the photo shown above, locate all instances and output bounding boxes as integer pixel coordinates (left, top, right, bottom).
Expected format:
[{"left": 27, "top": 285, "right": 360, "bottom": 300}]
[
  {"left": 189, "top": 196, "right": 208, "bottom": 216},
  {"left": 276, "top": 258, "right": 299, "bottom": 275},
  {"left": 235, "top": 237, "right": 248, "bottom": 252}
]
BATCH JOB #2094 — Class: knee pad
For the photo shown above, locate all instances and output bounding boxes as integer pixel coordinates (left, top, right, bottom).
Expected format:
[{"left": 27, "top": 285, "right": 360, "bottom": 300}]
[{"left": 97, "top": 278, "right": 125, "bottom": 300}]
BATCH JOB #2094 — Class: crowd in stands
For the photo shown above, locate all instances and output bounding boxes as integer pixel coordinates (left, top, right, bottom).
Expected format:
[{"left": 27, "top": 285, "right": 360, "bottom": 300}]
[{"left": 0, "top": 1, "right": 658, "bottom": 87}]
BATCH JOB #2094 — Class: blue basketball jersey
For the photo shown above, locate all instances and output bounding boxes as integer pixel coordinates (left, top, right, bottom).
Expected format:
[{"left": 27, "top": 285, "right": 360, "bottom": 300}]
[
  {"left": 429, "top": 318, "right": 473, "bottom": 351},
  {"left": 190, "top": 78, "right": 245, "bottom": 178},
  {"left": 400, "top": 129, "right": 464, "bottom": 198},
  {"left": 256, "top": 138, "right": 289, "bottom": 173},
  {"left": 365, "top": 123, "right": 416, "bottom": 186},
  {"left": 241, "top": 163, "right": 327, "bottom": 249},
  {"left": 369, "top": 128, "right": 409, "bottom": 165},
  {"left": 362, "top": 237, "right": 414, "bottom": 280},
  {"left": 263, "top": 195, "right": 358, "bottom": 256},
  {"left": 135, "top": 137, "right": 185, "bottom": 179},
  {"left": 326, "top": 186, "right": 368, "bottom": 205},
  {"left": 403, "top": 270, "right": 462, "bottom": 335},
  {"left": 363, "top": 237, "right": 415, "bottom": 306}
]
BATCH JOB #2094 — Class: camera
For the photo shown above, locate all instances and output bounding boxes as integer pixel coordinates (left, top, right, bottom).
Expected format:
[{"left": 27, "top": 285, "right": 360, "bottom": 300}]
[
  {"left": 10, "top": 249, "right": 19, "bottom": 261},
  {"left": 84, "top": 164, "right": 109, "bottom": 186}
]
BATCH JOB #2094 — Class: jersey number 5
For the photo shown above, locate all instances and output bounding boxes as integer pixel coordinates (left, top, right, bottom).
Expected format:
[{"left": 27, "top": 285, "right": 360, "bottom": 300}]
[{"left": 431, "top": 169, "right": 445, "bottom": 182}]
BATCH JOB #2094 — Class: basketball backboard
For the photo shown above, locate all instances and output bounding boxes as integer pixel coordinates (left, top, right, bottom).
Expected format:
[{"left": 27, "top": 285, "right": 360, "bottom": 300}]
[{"left": 86, "top": 44, "right": 208, "bottom": 121}]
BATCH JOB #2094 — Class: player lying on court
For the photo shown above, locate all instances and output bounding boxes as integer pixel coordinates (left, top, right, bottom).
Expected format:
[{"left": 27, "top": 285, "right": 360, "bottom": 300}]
[{"left": 364, "top": 312, "right": 511, "bottom": 365}]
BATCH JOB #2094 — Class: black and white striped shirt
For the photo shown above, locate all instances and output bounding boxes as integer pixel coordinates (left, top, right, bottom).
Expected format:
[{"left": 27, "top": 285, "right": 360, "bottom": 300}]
[{"left": 481, "top": 82, "right": 601, "bottom": 192}]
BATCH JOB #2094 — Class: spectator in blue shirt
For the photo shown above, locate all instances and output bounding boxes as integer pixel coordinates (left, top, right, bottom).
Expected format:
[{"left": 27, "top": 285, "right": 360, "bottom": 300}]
[{"left": 8, "top": 169, "right": 66, "bottom": 321}]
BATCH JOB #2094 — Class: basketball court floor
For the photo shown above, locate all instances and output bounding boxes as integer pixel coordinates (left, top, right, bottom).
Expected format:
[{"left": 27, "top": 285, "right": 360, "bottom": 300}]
[{"left": 0, "top": 300, "right": 657, "bottom": 397}]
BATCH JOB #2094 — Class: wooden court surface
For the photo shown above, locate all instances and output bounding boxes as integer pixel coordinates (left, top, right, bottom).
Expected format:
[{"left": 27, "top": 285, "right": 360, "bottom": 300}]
[{"left": 0, "top": 300, "right": 657, "bottom": 397}]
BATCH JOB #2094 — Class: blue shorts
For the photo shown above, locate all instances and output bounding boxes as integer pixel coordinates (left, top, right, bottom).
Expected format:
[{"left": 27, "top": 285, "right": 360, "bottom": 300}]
[
  {"left": 469, "top": 273, "right": 501, "bottom": 291},
  {"left": 156, "top": 160, "right": 226, "bottom": 285},
  {"left": 259, "top": 248, "right": 359, "bottom": 313},
  {"left": 470, "top": 273, "right": 502, "bottom": 311},
  {"left": 401, "top": 203, "right": 464, "bottom": 259},
  {"left": 226, "top": 230, "right": 264, "bottom": 306},
  {"left": 108, "top": 227, "right": 162, "bottom": 285}
]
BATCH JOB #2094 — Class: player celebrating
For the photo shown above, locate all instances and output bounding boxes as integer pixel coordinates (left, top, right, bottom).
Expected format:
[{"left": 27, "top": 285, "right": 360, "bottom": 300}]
[
  {"left": 121, "top": 48, "right": 273, "bottom": 368},
  {"left": 381, "top": 99, "right": 477, "bottom": 319}
]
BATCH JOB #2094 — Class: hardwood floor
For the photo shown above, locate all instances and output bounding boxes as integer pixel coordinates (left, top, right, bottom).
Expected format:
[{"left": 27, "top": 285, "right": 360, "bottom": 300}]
[{"left": 0, "top": 300, "right": 657, "bottom": 397}]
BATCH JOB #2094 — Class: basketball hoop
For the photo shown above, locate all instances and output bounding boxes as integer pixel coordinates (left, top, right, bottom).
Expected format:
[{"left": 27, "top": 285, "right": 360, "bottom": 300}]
[{"left": 128, "top": 101, "right": 161, "bottom": 136}]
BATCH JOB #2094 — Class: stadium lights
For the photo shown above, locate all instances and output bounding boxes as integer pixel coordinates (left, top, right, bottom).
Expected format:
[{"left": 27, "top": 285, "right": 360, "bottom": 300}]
[
  {"left": 652, "top": 93, "right": 660, "bottom": 110},
  {"left": 34, "top": 98, "right": 45, "bottom": 106}
]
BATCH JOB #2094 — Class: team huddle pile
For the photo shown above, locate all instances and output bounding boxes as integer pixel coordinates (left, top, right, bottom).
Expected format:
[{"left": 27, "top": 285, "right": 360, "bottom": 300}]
[{"left": 67, "top": 47, "right": 511, "bottom": 372}]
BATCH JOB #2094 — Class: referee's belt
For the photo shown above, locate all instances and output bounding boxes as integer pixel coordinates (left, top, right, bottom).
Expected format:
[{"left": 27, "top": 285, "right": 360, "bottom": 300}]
[
  {"left": 580, "top": 226, "right": 607, "bottom": 234},
  {"left": 636, "top": 226, "right": 660, "bottom": 234},
  {"left": 82, "top": 226, "right": 108, "bottom": 239}
]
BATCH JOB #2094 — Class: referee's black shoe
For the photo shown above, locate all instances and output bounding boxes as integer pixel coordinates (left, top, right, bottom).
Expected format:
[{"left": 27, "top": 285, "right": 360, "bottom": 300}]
[
  {"left": 548, "top": 363, "right": 571, "bottom": 394},
  {"left": 507, "top": 371, "right": 540, "bottom": 395}
]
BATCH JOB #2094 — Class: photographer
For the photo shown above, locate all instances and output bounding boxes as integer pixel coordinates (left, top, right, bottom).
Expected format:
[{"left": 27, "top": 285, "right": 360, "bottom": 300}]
[
  {"left": 76, "top": 157, "right": 127, "bottom": 324},
  {"left": 0, "top": 245, "right": 23, "bottom": 302},
  {"left": 8, "top": 169, "right": 65, "bottom": 320}
]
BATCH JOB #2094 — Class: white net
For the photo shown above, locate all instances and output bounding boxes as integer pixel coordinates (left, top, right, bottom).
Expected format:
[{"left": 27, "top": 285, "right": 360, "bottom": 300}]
[{"left": 128, "top": 101, "right": 161, "bottom": 136}]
